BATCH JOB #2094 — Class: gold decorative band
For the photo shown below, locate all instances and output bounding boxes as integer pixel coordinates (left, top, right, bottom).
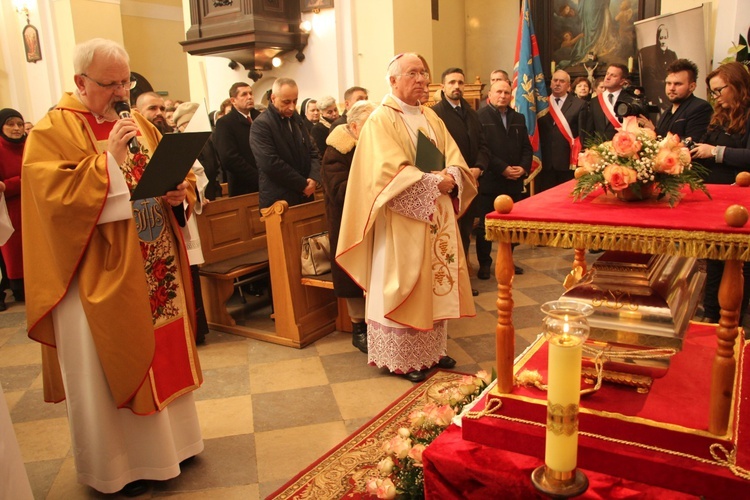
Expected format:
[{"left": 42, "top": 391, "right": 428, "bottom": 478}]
[
  {"left": 544, "top": 466, "right": 575, "bottom": 483},
  {"left": 547, "top": 402, "right": 579, "bottom": 436}
]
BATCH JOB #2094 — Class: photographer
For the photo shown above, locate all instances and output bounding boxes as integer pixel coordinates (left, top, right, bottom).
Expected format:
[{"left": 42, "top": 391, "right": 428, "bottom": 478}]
[{"left": 637, "top": 59, "right": 712, "bottom": 143}]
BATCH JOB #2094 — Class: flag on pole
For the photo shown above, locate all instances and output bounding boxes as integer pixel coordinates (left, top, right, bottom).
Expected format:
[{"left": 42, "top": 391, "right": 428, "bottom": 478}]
[{"left": 511, "top": 0, "right": 549, "bottom": 190}]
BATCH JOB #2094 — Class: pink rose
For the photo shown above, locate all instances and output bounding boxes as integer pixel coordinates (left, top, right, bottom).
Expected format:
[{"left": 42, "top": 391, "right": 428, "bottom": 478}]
[
  {"left": 577, "top": 149, "right": 602, "bottom": 172},
  {"left": 459, "top": 375, "right": 477, "bottom": 396},
  {"left": 602, "top": 165, "right": 637, "bottom": 191},
  {"left": 385, "top": 435, "right": 412, "bottom": 459},
  {"left": 366, "top": 478, "right": 381, "bottom": 496},
  {"left": 476, "top": 370, "right": 491, "bottom": 385},
  {"left": 376, "top": 478, "right": 397, "bottom": 500},
  {"left": 653, "top": 149, "right": 684, "bottom": 175},
  {"left": 408, "top": 410, "right": 426, "bottom": 428},
  {"left": 408, "top": 443, "right": 426, "bottom": 464},
  {"left": 611, "top": 130, "right": 642, "bottom": 157},
  {"left": 426, "top": 404, "right": 456, "bottom": 427}
]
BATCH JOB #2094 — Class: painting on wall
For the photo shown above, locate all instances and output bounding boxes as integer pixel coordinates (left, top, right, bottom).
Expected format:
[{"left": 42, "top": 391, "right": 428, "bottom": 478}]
[
  {"left": 301, "top": 0, "right": 333, "bottom": 13},
  {"left": 532, "top": 0, "right": 661, "bottom": 80},
  {"left": 22, "top": 24, "right": 42, "bottom": 63}
]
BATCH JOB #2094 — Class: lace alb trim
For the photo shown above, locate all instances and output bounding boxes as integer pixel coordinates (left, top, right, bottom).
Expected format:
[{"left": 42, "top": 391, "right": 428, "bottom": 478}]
[
  {"left": 386, "top": 174, "right": 440, "bottom": 222},
  {"left": 367, "top": 319, "right": 447, "bottom": 373}
]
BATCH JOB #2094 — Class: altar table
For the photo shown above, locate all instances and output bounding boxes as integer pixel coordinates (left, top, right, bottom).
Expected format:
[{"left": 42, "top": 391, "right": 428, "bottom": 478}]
[{"left": 484, "top": 182, "right": 750, "bottom": 435}]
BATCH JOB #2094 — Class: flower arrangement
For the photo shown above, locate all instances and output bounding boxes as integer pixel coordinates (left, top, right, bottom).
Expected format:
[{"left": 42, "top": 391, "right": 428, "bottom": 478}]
[
  {"left": 366, "top": 370, "right": 494, "bottom": 499},
  {"left": 572, "top": 116, "right": 710, "bottom": 207}
]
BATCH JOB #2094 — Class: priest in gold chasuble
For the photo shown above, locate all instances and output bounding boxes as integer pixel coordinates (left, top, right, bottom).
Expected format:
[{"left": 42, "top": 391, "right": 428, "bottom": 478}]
[
  {"left": 21, "top": 39, "right": 202, "bottom": 495},
  {"left": 337, "top": 53, "right": 477, "bottom": 383}
]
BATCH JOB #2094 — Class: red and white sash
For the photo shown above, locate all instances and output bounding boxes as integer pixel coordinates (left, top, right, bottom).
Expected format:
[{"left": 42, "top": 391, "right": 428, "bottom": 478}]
[
  {"left": 549, "top": 101, "right": 582, "bottom": 168},
  {"left": 598, "top": 92, "right": 622, "bottom": 131}
]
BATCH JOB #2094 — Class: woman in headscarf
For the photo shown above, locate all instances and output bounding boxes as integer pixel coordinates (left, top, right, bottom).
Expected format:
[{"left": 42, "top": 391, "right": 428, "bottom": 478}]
[
  {"left": 321, "top": 100, "right": 376, "bottom": 353},
  {"left": 299, "top": 98, "right": 319, "bottom": 134},
  {"left": 0, "top": 108, "right": 27, "bottom": 310}
]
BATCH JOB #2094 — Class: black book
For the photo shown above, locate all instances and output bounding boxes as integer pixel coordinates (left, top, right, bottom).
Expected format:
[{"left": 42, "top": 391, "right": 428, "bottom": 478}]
[
  {"left": 130, "top": 131, "right": 211, "bottom": 200},
  {"left": 415, "top": 130, "right": 445, "bottom": 173}
]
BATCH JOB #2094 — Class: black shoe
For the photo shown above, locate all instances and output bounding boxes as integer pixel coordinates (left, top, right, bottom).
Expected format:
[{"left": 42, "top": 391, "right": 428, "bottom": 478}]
[
  {"left": 514, "top": 265, "right": 524, "bottom": 275},
  {"left": 477, "top": 264, "right": 491, "bottom": 280},
  {"left": 589, "top": 249, "right": 604, "bottom": 254},
  {"left": 351, "top": 322, "right": 368, "bottom": 353},
  {"left": 403, "top": 370, "right": 426, "bottom": 382},
  {"left": 437, "top": 356, "right": 457, "bottom": 369},
  {"left": 472, "top": 288, "right": 479, "bottom": 297},
  {"left": 120, "top": 480, "right": 149, "bottom": 497},
  {"left": 0, "top": 300, "right": 6, "bottom": 312}
]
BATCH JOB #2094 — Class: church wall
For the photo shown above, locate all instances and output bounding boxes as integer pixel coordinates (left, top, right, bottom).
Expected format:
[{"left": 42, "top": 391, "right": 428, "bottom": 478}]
[
  {"left": 121, "top": 0, "right": 189, "bottom": 101},
  {"left": 464, "top": 0, "right": 517, "bottom": 88},
  {"left": 431, "top": 0, "right": 467, "bottom": 84}
]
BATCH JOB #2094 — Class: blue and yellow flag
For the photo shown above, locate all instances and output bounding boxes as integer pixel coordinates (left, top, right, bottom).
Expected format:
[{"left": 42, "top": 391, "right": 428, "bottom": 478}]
[{"left": 511, "top": 0, "right": 549, "bottom": 188}]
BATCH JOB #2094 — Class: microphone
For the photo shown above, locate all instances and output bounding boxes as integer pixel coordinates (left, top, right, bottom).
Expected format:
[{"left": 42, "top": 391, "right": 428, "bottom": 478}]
[{"left": 114, "top": 101, "right": 141, "bottom": 154}]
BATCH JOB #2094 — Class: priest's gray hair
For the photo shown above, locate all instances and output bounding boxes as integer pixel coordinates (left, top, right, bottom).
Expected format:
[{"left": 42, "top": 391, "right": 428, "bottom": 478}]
[
  {"left": 317, "top": 95, "right": 338, "bottom": 111},
  {"left": 74, "top": 38, "right": 129, "bottom": 75},
  {"left": 347, "top": 100, "right": 376, "bottom": 127},
  {"left": 271, "top": 77, "right": 297, "bottom": 96},
  {"left": 386, "top": 52, "right": 419, "bottom": 86}
]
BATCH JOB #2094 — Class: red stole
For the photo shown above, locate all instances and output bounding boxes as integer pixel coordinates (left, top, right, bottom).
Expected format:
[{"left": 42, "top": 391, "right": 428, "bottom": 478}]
[
  {"left": 598, "top": 92, "right": 622, "bottom": 130},
  {"left": 548, "top": 102, "right": 581, "bottom": 168}
]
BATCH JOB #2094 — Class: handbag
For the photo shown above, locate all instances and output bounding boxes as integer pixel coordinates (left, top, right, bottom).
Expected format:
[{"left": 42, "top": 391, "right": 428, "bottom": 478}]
[{"left": 301, "top": 231, "right": 331, "bottom": 276}]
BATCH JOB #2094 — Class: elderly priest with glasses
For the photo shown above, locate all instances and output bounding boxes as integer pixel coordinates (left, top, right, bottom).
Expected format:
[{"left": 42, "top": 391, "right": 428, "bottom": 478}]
[
  {"left": 337, "top": 52, "right": 477, "bottom": 383},
  {"left": 21, "top": 38, "right": 203, "bottom": 497}
]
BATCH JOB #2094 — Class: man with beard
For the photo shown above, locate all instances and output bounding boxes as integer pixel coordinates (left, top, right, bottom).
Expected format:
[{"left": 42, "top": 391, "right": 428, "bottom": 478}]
[
  {"left": 433, "top": 67, "right": 488, "bottom": 295},
  {"left": 214, "top": 82, "right": 262, "bottom": 196},
  {"left": 135, "top": 92, "right": 172, "bottom": 133},
  {"left": 641, "top": 59, "right": 712, "bottom": 142}
]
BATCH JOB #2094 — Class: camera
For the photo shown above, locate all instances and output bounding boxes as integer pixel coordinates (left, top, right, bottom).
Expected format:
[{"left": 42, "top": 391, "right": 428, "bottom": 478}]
[
  {"left": 614, "top": 86, "right": 659, "bottom": 118},
  {"left": 682, "top": 137, "right": 696, "bottom": 149}
]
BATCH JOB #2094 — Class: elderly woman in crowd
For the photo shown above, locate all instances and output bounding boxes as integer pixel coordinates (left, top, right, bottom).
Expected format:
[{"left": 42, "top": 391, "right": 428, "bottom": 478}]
[
  {"left": 691, "top": 61, "right": 750, "bottom": 325},
  {"left": 311, "top": 95, "right": 340, "bottom": 155},
  {"left": 0, "top": 108, "right": 27, "bottom": 310},
  {"left": 321, "top": 100, "right": 376, "bottom": 353}
]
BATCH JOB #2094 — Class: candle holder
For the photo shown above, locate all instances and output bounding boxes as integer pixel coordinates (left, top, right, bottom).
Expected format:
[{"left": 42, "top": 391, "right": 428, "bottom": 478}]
[{"left": 532, "top": 300, "right": 593, "bottom": 498}]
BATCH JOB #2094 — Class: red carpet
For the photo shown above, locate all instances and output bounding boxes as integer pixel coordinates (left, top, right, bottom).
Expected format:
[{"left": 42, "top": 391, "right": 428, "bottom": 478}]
[{"left": 267, "top": 370, "right": 467, "bottom": 499}]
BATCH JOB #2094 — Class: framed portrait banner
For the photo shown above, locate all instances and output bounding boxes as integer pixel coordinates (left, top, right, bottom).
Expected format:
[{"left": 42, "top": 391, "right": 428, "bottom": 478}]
[
  {"left": 635, "top": 4, "right": 710, "bottom": 114},
  {"left": 300, "top": 0, "right": 333, "bottom": 13},
  {"left": 532, "top": 0, "right": 661, "bottom": 81},
  {"left": 22, "top": 24, "right": 42, "bottom": 63}
]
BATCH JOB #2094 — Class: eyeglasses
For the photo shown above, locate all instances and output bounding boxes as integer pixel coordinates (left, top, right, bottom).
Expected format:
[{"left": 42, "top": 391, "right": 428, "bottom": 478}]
[
  {"left": 81, "top": 73, "right": 137, "bottom": 91},
  {"left": 710, "top": 85, "right": 728, "bottom": 98},
  {"left": 398, "top": 71, "right": 430, "bottom": 80}
]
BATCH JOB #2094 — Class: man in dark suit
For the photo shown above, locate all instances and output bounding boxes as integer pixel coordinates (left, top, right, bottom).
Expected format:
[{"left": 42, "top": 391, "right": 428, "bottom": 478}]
[
  {"left": 476, "top": 80, "right": 533, "bottom": 279},
  {"left": 651, "top": 59, "right": 712, "bottom": 141},
  {"left": 537, "top": 69, "right": 585, "bottom": 192},
  {"left": 433, "top": 67, "right": 490, "bottom": 295},
  {"left": 329, "top": 86, "right": 368, "bottom": 131},
  {"left": 213, "top": 82, "right": 262, "bottom": 196},
  {"left": 580, "top": 63, "right": 629, "bottom": 142},
  {"left": 639, "top": 24, "right": 678, "bottom": 113},
  {"left": 250, "top": 77, "right": 321, "bottom": 210}
]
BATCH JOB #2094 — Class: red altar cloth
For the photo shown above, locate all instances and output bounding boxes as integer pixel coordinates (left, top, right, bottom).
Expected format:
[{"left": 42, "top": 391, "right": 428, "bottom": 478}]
[
  {"left": 458, "top": 324, "right": 749, "bottom": 497},
  {"left": 423, "top": 425, "right": 697, "bottom": 499},
  {"left": 486, "top": 181, "right": 750, "bottom": 236}
]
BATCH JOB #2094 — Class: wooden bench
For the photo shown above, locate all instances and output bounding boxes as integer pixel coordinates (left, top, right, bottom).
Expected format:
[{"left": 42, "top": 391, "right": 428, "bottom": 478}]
[
  {"left": 261, "top": 199, "right": 345, "bottom": 347},
  {"left": 196, "top": 192, "right": 270, "bottom": 329},
  {"left": 300, "top": 273, "right": 353, "bottom": 333}
]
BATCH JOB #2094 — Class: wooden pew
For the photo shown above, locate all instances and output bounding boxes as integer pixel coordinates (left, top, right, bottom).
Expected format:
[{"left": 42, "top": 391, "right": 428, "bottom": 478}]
[
  {"left": 196, "top": 192, "right": 269, "bottom": 329},
  {"left": 261, "top": 199, "right": 341, "bottom": 347}
]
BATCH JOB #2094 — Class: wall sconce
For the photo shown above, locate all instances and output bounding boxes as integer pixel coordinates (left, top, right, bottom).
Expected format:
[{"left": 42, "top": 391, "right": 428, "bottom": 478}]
[
  {"left": 271, "top": 57, "right": 282, "bottom": 68},
  {"left": 299, "top": 20, "right": 312, "bottom": 33},
  {"left": 13, "top": 0, "right": 31, "bottom": 21},
  {"left": 300, "top": 0, "right": 334, "bottom": 14}
]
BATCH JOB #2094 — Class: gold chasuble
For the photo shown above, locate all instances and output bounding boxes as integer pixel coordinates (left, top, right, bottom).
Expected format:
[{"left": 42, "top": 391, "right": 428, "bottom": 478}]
[
  {"left": 337, "top": 95, "right": 477, "bottom": 333},
  {"left": 22, "top": 93, "right": 201, "bottom": 415}
]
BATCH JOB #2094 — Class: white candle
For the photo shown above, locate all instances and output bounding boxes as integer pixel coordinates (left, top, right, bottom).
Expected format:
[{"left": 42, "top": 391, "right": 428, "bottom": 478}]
[
  {"left": 627, "top": 56, "right": 633, "bottom": 73},
  {"left": 551, "top": 61, "right": 556, "bottom": 74},
  {"left": 545, "top": 329, "right": 583, "bottom": 473}
]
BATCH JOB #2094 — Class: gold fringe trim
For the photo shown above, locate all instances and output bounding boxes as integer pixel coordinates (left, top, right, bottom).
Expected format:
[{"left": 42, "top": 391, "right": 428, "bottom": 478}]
[
  {"left": 485, "top": 220, "right": 750, "bottom": 261},
  {"left": 464, "top": 397, "right": 750, "bottom": 481}
]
